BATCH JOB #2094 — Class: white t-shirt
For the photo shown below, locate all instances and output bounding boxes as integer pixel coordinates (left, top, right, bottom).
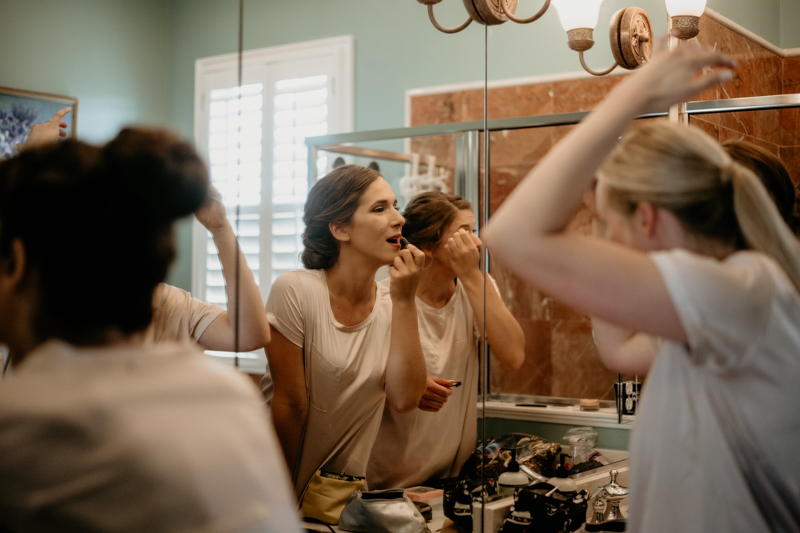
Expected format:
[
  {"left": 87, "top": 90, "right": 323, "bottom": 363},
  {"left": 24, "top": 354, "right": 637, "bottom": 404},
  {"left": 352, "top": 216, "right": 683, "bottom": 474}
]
[
  {"left": 139, "top": 283, "right": 225, "bottom": 345},
  {"left": 264, "top": 269, "right": 393, "bottom": 495},
  {"left": 367, "top": 278, "right": 492, "bottom": 489},
  {"left": 0, "top": 340, "right": 301, "bottom": 533},
  {"left": 628, "top": 249, "right": 800, "bottom": 533}
]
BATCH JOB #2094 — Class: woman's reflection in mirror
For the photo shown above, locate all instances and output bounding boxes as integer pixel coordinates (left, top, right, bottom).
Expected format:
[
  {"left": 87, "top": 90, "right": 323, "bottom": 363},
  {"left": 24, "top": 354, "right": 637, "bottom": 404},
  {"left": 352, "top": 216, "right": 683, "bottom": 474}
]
[
  {"left": 367, "top": 192, "right": 525, "bottom": 490},
  {"left": 263, "top": 164, "right": 428, "bottom": 499}
]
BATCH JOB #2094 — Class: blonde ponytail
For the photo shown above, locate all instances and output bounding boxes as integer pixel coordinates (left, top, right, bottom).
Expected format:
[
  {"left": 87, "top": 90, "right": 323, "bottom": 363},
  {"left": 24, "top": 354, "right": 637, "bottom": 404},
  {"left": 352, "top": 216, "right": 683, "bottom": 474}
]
[
  {"left": 731, "top": 164, "right": 800, "bottom": 293},
  {"left": 599, "top": 120, "right": 800, "bottom": 294}
]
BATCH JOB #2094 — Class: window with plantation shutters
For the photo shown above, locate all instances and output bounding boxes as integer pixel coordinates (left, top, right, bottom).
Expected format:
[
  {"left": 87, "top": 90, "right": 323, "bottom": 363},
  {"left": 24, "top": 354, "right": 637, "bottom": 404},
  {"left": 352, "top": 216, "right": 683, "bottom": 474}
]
[{"left": 193, "top": 37, "right": 353, "bottom": 370}]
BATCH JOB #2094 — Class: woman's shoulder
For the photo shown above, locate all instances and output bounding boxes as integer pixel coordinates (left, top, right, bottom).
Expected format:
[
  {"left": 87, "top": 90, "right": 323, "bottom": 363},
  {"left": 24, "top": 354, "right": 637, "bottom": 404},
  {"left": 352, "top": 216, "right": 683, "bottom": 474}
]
[
  {"left": 651, "top": 248, "right": 796, "bottom": 314},
  {"left": 272, "top": 269, "right": 326, "bottom": 291}
]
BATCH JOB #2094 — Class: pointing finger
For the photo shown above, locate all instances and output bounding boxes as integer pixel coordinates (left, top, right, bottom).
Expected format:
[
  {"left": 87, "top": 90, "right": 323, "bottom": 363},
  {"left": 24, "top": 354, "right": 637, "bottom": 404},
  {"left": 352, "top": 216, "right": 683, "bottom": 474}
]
[{"left": 52, "top": 107, "right": 71, "bottom": 122}]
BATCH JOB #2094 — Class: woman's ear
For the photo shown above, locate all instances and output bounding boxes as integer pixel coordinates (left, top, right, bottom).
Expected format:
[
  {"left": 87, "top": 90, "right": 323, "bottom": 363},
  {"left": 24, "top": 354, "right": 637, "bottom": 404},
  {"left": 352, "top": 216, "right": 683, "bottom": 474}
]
[
  {"left": 634, "top": 202, "right": 658, "bottom": 238},
  {"left": 329, "top": 222, "right": 350, "bottom": 243},
  {"left": 0, "top": 239, "right": 28, "bottom": 291}
]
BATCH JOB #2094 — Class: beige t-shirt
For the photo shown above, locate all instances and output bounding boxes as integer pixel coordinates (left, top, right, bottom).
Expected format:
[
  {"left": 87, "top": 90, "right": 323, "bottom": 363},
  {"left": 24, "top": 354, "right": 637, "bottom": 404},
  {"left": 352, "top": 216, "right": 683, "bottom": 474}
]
[
  {"left": 139, "top": 283, "right": 225, "bottom": 345},
  {"left": 265, "top": 269, "right": 393, "bottom": 495},
  {"left": 367, "top": 278, "right": 496, "bottom": 489},
  {"left": 0, "top": 340, "right": 301, "bottom": 533}
]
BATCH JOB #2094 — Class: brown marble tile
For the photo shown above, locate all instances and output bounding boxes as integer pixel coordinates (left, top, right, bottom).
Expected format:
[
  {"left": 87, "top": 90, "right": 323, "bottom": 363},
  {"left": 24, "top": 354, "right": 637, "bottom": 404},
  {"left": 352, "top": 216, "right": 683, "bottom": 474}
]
[
  {"left": 718, "top": 125, "right": 781, "bottom": 154},
  {"left": 462, "top": 88, "right": 485, "bottom": 122},
  {"left": 784, "top": 57, "right": 800, "bottom": 95},
  {"left": 689, "top": 116, "right": 721, "bottom": 141},
  {"left": 751, "top": 109, "right": 791, "bottom": 146},
  {"left": 550, "top": 319, "right": 617, "bottom": 400},
  {"left": 489, "top": 126, "right": 553, "bottom": 168},
  {"left": 410, "top": 93, "right": 461, "bottom": 126},
  {"left": 410, "top": 134, "right": 456, "bottom": 168},
  {"left": 780, "top": 108, "right": 799, "bottom": 144},
  {"left": 696, "top": 16, "right": 783, "bottom": 100},
  {"left": 720, "top": 110, "right": 755, "bottom": 137},
  {"left": 487, "top": 83, "right": 554, "bottom": 120},
  {"left": 490, "top": 318, "right": 552, "bottom": 397},
  {"left": 552, "top": 76, "right": 624, "bottom": 114}
]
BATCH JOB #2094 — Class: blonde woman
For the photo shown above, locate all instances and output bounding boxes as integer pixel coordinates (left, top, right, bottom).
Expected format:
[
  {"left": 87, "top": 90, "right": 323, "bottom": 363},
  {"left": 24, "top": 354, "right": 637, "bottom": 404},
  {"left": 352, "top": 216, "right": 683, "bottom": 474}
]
[{"left": 485, "top": 44, "right": 800, "bottom": 532}]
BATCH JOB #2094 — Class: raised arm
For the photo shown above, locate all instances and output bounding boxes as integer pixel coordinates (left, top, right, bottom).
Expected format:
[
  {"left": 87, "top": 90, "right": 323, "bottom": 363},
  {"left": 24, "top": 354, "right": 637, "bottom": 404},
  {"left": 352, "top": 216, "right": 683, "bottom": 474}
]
[
  {"left": 385, "top": 245, "right": 428, "bottom": 413},
  {"left": 591, "top": 318, "right": 658, "bottom": 375},
  {"left": 266, "top": 327, "right": 308, "bottom": 479},
  {"left": 583, "top": 182, "right": 657, "bottom": 375},
  {"left": 196, "top": 186, "right": 270, "bottom": 352},
  {"left": 445, "top": 229, "right": 525, "bottom": 369},
  {"left": 484, "top": 44, "right": 735, "bottom": 343}
]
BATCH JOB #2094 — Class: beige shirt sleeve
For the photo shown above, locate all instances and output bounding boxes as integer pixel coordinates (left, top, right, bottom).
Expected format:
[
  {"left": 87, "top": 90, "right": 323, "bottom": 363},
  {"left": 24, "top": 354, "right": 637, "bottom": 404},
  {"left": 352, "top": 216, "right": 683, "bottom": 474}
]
[{"left": 143, "top": 284, "right": 226, "bottom": 345}]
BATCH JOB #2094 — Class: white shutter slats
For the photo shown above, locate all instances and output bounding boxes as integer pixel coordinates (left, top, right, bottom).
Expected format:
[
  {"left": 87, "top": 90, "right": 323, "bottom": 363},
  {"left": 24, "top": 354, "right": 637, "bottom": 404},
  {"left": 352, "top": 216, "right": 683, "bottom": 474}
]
[
  {"left": 204, "top": 83, "right": 264, "bottom": 309},
  {"left": 269, "top": 75, "right": 328, "bottom": 281}
]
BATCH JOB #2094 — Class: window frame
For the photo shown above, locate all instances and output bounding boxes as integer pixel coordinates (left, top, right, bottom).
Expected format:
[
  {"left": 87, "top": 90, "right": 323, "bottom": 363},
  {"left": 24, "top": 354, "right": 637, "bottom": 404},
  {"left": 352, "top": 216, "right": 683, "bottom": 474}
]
[{"left": 192, "top": 36, "right": 353, "bottom": 372}]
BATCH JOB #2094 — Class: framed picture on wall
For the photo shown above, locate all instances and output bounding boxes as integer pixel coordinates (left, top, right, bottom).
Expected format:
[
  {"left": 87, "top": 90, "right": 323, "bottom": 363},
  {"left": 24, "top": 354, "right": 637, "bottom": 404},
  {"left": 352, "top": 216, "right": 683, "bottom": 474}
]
[{"left": 0, "top": 86, "right": 78, "bottom": 160}]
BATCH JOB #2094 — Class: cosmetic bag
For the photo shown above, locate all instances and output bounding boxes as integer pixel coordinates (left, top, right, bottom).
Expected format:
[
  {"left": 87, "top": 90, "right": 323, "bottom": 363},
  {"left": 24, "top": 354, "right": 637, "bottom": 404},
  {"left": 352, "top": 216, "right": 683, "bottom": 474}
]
[
  {"left": 500, "top": 482, "right": 588, "bottom": 533},
  {"left": 300, "top": 469, "right": 365, "bottom": 525},
  {"left": 338, "top": 489, "right": 431, "bottom": 533}
]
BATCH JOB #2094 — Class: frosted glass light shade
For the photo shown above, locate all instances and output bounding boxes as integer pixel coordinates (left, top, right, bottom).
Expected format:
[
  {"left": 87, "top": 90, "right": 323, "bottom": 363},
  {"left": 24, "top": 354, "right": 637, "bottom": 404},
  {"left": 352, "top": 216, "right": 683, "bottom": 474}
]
[
  {"left": 551, "top": 0, "right": 604, "bottom": 31},
  {"left": 665, "top": 0, "right": 707, "bottom": 17}
]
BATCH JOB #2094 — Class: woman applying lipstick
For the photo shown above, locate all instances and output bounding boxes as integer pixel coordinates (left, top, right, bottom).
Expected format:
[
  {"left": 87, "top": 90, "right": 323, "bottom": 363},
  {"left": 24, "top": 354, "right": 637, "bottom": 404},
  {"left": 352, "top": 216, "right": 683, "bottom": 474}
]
[
  {"left": 264, "top": 165, "right": 427, "bottom": 521},
  {"left": 367, "top": 192, "right": 525, "bottom": 489}
]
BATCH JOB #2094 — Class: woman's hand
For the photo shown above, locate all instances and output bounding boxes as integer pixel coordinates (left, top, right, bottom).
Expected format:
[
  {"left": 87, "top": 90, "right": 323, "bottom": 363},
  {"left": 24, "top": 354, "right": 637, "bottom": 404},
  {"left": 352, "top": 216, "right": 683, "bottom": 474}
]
[
  {"left": 389, "top": 244, "right": 425, "bottom": 302},
  {"left": 444, "top": 229, "right": 482, "bottom": 280},
  {"left": 17, "top": 108, "right": 71, "bottom": 152},
  {"left": 621, "top": 38, "right": 736, "bottom": 113},
  {"left": 194, "top": 185, "right": 229, "bottom": 234},
  {"left": 418, "top": 377, "right": 457, "bottom": 412}
]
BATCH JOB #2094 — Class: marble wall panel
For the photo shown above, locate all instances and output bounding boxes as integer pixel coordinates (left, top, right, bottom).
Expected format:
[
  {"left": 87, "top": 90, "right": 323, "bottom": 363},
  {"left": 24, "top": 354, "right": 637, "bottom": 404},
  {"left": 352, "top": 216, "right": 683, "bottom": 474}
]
[
  {"left": 487, "top": 83, "right": 555, "bottom": 120},
  {"left": 551, "top": 76, "right": 625, "bottom": 114},
  {"left": 490, "top": 318, "right": 552, "bottom": 396},
  {"left": 690, "top": 116, "right": 721, "bottom": 141},
  {"left": 784, "top": 57, "right": 800, "bottom": 94}
]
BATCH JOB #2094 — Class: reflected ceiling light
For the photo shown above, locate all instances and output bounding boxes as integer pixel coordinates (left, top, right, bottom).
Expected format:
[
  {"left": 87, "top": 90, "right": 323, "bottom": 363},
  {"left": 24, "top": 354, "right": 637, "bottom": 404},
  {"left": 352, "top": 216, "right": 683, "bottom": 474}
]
[
  {"left": 416, "top": 0, "right": 705, "bottom": 76},
  {"left": 665, "top": 0, "right": 706, "bottom": 39}
]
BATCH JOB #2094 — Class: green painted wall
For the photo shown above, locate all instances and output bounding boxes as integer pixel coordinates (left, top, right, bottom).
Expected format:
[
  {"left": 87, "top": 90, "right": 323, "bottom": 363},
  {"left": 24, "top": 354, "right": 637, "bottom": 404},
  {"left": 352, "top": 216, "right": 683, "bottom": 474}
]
[
  {"left": 0, "top": 0, "right": 171, "bottom": 144},
  {"left": 781, "top": 0, "right": 800, "bottom": 49}
]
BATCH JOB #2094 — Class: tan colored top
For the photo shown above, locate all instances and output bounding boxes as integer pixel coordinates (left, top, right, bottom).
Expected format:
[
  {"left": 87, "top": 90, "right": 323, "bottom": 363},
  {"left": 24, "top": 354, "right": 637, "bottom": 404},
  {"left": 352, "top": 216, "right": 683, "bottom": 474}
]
[
  {"left": 265, "top": 269, "right": 393, "bottom": 495},
  {"left": 0, "top": 340, "right": 301, "bottom": 533},
  {"left": 367, "top": 278, "right": 487, "bottom": 489},
  {"left": 139, "top": 283, "right": 225, "bottom": 345}
]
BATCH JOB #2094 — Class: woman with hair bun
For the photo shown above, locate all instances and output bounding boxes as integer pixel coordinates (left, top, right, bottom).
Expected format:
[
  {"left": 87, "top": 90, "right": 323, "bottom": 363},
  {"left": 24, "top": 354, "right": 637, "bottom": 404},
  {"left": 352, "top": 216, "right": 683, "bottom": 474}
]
[
  {"left": 264, "top": 165, "right": 427, "bottom": 518},
  {"left": 366, "top": 192, "right": 525, "bottom": 490},
  {"left": 0, "top": 129, "right": 300, "bottom": 533},
  {"left": 485, "top": 43, "right": 800, "bottom": 532}
]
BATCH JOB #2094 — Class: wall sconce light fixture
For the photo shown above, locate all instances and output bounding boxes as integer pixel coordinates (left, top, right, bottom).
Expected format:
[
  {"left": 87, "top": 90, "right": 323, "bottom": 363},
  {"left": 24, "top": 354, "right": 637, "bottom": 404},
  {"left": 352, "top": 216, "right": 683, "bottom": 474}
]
[{"left": 417, "top": 0, "right": 708, "bottom": 76}]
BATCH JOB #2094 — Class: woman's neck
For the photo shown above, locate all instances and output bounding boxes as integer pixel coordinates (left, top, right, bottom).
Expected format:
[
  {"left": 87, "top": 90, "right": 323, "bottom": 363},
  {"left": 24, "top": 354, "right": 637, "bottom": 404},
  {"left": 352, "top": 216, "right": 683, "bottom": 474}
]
[
  {"left": 417, "top": 259, "right": 456, "bottom": 309},
  {"left": 325, "top": 252, "right": 381, "bottom": 326},
  {"left": 325, "top": 252, "right": 379, "bottom": 302}
]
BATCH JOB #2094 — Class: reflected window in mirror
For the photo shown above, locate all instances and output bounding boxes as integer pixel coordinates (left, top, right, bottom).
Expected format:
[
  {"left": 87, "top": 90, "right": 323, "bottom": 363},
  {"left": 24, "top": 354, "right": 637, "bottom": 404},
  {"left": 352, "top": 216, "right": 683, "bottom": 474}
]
[{"left": 192, "top": 37, "right": 353, "bottom": 308}]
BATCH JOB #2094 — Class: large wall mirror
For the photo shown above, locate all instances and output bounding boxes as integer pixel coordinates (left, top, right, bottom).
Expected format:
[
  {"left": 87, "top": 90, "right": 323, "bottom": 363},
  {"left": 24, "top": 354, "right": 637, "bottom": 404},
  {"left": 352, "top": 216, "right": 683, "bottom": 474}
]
[{"left": 3, "top": 1, "right": 798, "bottom": 532}]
